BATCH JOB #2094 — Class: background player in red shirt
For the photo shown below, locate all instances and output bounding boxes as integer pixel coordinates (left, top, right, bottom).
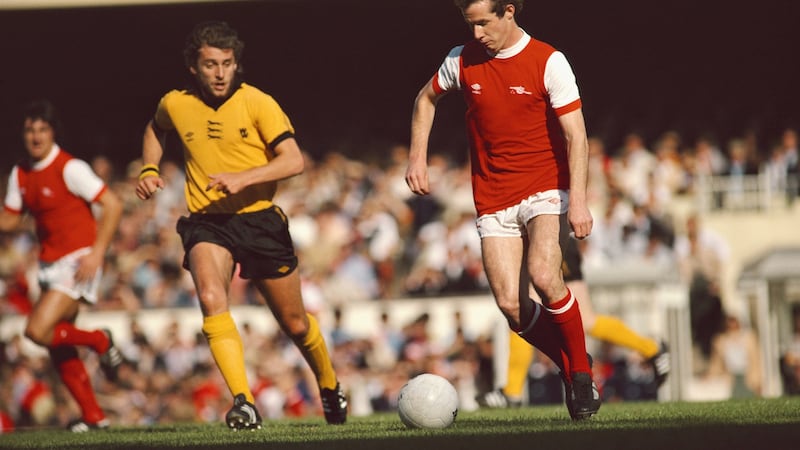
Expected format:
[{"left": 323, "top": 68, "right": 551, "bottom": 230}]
[
  {"left": 0, "top": 100, "right": 123, "bottom": 431},
  {"left": 406, "top": 0, "right": 600, "bottom": 419}
]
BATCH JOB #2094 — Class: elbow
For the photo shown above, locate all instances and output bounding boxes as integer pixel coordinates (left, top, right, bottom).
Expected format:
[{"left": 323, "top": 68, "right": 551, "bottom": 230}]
[{"left": 292, "top": 155, "right": 305, "bottom": 176}]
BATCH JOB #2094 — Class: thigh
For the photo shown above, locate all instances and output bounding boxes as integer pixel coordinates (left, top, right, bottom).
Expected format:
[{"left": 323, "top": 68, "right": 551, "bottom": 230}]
[
  {"left": 27, "top": 290, "right": 80, "bottom": 343},
  {"left": 187, "top": 242, "right": 235, "bottom": 316},
  {"left": 253, "top": 270, "right": 308, "bottom": 336},
  {"left": 481, "top": 236, "right": 524, "bottom": 306},
  {"left": 525, "top": 214, "right": 567, "bottom": 302}
]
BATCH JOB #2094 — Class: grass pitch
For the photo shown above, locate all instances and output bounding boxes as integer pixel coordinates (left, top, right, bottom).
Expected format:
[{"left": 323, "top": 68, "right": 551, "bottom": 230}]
[{"left": 2, "top": 397, "right": 800, "bottom": 450}]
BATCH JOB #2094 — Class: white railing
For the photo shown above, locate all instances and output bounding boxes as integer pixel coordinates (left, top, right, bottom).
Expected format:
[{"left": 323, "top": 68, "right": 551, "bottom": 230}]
[{"left": 695, "top": 172, "right": 798, "bottom": 212}]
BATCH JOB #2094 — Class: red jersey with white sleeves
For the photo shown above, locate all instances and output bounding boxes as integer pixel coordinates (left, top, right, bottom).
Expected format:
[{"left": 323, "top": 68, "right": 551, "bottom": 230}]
[
  {"left": 432, "top": 32, "right": 582, "bottom": 216},
  {"left": 3, "top": 145, "right": 106, "bottom": 263}
]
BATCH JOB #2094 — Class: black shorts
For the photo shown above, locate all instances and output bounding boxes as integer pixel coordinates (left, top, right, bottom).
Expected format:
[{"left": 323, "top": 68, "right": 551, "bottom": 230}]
[
  {"left": 560, "top": 230, "right": 584, "bottom": 283},
  {"left": 176, "top": 206, "right": 298, "bottom": 280}
]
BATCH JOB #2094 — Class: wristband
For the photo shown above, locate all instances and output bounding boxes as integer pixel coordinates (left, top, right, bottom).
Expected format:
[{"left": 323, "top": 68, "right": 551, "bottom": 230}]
[{"left": 139, "top": 164, "right": 160, "bottom": 181}]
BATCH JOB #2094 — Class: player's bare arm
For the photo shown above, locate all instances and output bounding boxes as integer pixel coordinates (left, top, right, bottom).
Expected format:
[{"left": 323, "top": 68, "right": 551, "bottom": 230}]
[
  {"left": 559, "top": 108, "right": 593, "bottom": 239},
  {"left": 0, "top": 210, "right": 22, "bottom": 233},
  {"left": 136, "top": 120, "right": 167, "bottom": 200},
  {"left": 406, "top": 77, "right": 441, "bottom": 196},
  {"left": 206, "top": 136, "right": 305, "bottom": 195},
  {"left": 76, "top": 188, "right": 122, "bottom": 282}
]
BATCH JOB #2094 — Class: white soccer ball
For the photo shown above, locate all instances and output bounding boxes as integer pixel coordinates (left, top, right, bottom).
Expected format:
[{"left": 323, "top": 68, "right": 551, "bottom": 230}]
[{"left": 397, "top": 373, "right": 459, "bottom": 429}]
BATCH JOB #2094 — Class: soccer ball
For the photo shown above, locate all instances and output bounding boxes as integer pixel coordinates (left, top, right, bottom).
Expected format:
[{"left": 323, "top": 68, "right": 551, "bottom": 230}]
[{"left": 397, "top": 373, "right": 459, "bottom": 429}]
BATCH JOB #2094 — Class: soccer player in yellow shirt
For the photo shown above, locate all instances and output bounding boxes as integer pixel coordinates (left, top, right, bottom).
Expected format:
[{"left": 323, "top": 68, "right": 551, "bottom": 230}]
[{"left": 136, "top": 21, "right": 346, "bottom": 429}]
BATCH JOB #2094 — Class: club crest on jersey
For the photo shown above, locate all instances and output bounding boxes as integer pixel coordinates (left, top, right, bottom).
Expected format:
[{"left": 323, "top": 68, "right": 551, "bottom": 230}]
[
  {"left": 207, "top": 120, "right": 223, "bottom": 140},
  {"left": 509, "top": 86, "right": 532, "bottom": 95},
  {"left": 470, "top": 83, "right": 482, "bottom": 95},
  {"left": 240, "top": 128, "right": 248, "bottom": 138}
]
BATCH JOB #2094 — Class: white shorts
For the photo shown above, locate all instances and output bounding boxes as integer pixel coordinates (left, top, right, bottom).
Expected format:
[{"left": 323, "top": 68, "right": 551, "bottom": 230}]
[
  {"left": 476, "top": 189, "right": 569, "bottom": 238},
  {"left": 37, "top": 247, "right": 102, "bottom": 304}
]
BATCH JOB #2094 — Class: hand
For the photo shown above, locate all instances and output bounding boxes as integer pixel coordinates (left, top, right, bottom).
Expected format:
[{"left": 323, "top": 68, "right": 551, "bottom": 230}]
[
  {"left": 75, "top": 250, "right": 103, "bottom": 283},
  {"left": 568, "top": 203, "right": 593, "bottom": 239},
  {"left": 136, "top": 176, "right": 165, "bottom": 200},
  {"left": 405, "top": 160, "right": 430, "bottom": 195},
  {"left": 206, "top": 173, "right": 246, "bottom": 195}
]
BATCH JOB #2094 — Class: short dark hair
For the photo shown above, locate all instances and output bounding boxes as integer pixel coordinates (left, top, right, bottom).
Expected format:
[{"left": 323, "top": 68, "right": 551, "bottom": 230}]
[
  {"left": 22, "top": 99, "right": 61, "bottom": 137},
  {"left": 454, "top": 0, "right": 523, "bottom": 17},
  {"left": 183, "top": 20, "right": 245, "bottom": 70}
]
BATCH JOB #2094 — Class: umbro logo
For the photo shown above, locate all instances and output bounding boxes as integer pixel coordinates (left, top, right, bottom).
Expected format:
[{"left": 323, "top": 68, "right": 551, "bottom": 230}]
[{"left": 470, "top": 83, "right": 482, "bottom": 94}]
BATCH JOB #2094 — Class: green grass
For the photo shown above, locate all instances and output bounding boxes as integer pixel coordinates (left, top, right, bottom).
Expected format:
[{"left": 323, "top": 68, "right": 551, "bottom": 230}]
[{"left": 2, "top": 398, "right": 800, "bottom": 449}]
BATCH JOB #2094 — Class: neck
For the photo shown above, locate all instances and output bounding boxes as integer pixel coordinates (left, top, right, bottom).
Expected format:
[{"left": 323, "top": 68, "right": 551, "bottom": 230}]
[
  {"left": 502, "top": 26, "right": 524, "bottom": 50},
  {"left": 192, "top": 77, "right": 242, "bottom": 109}
]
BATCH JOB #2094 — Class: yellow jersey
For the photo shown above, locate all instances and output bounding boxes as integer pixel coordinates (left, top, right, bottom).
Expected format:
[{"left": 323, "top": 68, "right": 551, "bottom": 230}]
[{"left": 153, "top": 82, "right": 294, "bottom": 214}]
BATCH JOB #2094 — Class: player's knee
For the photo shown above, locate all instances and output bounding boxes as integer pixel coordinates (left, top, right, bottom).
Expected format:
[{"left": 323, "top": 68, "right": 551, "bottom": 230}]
[
  {"left": 495, "top": 295, "right": 520, "bottom": 319},
  {"left": 197, "top": 289, "right": 228, "bottom": 314},
  {"left": 529, "top": 270, "right": 560, "bottom": 300},
  {"left": 24, "top": 325, "right": 49, "bottom": 346},
  {"left": 280, "top": 314, "right": 310, "bottom": 341}
]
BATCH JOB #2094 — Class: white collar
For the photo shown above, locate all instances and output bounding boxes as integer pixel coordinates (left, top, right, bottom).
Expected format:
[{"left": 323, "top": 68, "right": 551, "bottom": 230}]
[
  {"left": 32, "top": 144, "right": 60, "bottom": 171},
  {"left": 493, "top": 30, "right": 530, "bottom": 59}
]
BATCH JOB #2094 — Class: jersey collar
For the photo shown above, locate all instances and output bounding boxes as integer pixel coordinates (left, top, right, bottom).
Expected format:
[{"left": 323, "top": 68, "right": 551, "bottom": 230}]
[
  {"left": 189, "top": 77, "right": 243, "bottom": 110},
  {"left": 31, "top": 144, "right": 60, "bottom": 171},
  {"left": 494, "top": 30, "right": 531, "bottom": 60}
]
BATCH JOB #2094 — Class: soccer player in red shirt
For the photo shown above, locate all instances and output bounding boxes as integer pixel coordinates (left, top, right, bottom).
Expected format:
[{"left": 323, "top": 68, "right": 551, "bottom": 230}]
[
  {"left": 0, "top": 100, "right": 124, "bottom": 431},
  {"left": 405, "top": 0, "right": 600, "bottom": 419}
]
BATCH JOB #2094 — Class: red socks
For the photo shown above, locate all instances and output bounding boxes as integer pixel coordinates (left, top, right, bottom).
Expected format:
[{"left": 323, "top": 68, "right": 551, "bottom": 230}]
[
  {"left": 517, "top": 302, "right": 571, "bottom": 375},
  {"left": 517, "top": 288, "right": 592, "bottom": 381},
  {"left": 546, "top": 288, "right": 591, "bottom": 376},
  {"left": 51, "top": 322, "right": 109, "bottom": 354},
  {"left": 49, "top": 346, "right": 105, "bottom": 424}
]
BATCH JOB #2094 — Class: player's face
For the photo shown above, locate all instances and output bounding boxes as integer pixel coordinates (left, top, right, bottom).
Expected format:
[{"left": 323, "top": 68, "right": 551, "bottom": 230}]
[
  {"left": 22, "top": 118, "right": 55, "bottom": 161},
  {"left": 463, "top": 0, "right": 516, "bottom": 54},
  {"left": 190, "top": 45, "right": 238, "bottom": 99}
]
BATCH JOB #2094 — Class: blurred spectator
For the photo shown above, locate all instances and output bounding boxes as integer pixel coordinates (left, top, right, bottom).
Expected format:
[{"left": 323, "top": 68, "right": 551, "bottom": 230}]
[
  {"left": 674, "top": 214, "right": 729, "bottom": 367},
  {"left": 356, "top": 196, "right": 404, "bottom": 298},
  {"left": 706, "top": 315, "right": 763, "bottom": 398},
  {"left": 608, "top": 132, "right": 656, "bottom": 206},
  {"left": 780, "top": 127, "right": 798, "bottom": 203},
  {"left": 586, "top": 136, "right": 611, "bottom": 211},
  {"left": 693, "top": 134, "right": 728, "bottom": 177},
  {"left": 764, "top": 143, "right": 790, "bottom": 198},
  {"left": 725, "top": 138, "right": 758, "bottom": 209},
  {"left": 652, "top": 131, "right": 689, "bottom": 199},
  {"left": 780, "top": 305, "right": 800, "bottom": 395},
  {"left": 366, "top": 311, "right": 404, "bottom": 371}
]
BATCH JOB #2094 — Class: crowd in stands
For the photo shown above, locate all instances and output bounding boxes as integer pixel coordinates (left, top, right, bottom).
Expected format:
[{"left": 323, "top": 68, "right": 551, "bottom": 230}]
[{"left": 0, "top": 126, "right": 797, "bottom": 430}]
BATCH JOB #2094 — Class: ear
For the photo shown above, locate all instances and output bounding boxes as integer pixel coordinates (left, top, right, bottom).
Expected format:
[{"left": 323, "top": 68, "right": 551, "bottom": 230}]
[
  {"left": 189, "top": 66, "right": 197, "bottom": 75},
  {"left": 505, "top": 4, "right": 515, "bottom": 19}
]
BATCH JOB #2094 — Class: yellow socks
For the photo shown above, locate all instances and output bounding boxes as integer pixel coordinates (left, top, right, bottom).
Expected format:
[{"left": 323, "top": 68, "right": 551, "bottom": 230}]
[
  {"left": 503, "top": 333, "right": 535, "bottom": 399},
  {"left": 299, "top": 314, "right": 338, "bottom": 390},
  {"left": 202, "top": 311, "right": 253, "bottom": 403},
  {"left": 589, "top": 315, "right": 659, "bottom": 358}
]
